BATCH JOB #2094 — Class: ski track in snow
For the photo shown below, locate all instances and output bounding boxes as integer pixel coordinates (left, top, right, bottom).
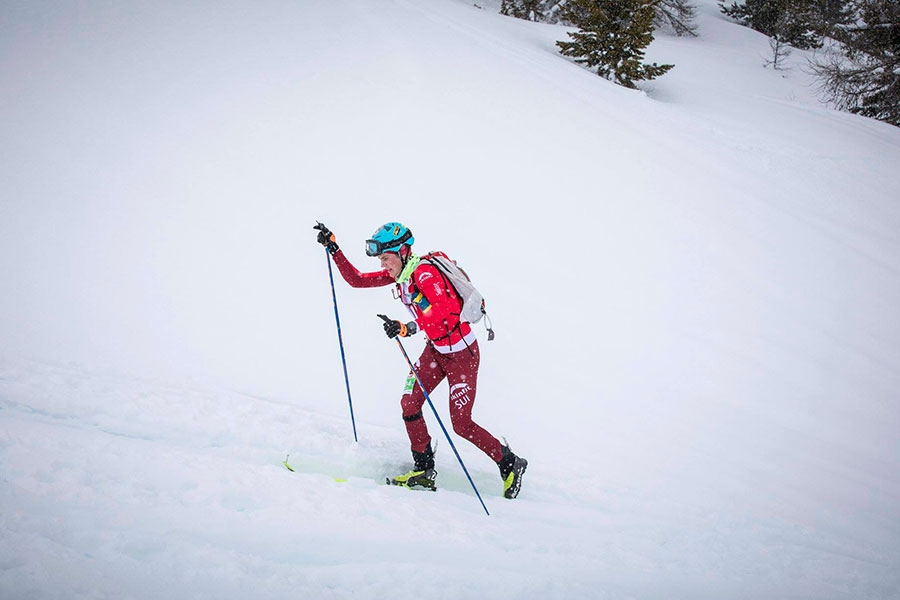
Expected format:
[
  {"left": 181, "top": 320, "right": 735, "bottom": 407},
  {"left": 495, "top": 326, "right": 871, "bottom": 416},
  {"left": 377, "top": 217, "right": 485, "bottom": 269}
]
[{"left": 2, "top": 359, "right": 899, "bottom": 599}]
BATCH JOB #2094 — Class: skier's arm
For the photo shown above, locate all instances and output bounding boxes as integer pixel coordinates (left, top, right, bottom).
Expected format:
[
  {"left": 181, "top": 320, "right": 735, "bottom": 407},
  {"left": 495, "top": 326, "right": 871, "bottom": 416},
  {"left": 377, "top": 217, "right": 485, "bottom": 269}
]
[
  {"left": 331, "top": 250, "right": 395, "bottom": 288},
  {"left": 314, "top": 222, "right": 393, "bottom": 289}
]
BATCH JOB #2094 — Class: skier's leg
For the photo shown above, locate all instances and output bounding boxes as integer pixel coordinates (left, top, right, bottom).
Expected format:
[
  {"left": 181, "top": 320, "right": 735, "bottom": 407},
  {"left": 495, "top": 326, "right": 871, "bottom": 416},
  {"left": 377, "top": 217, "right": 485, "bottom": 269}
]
[
  {"left": 400, "top": 343, "right": 445, "bottom": 456},
  {"left": 444, "top": 341, "right": 503, "bottom": 463}
]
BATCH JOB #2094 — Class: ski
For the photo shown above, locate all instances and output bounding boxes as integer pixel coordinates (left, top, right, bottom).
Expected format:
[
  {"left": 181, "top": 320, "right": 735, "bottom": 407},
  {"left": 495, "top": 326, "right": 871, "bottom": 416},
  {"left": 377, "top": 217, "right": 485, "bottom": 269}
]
[{"left": 282, "top": 454, "right": 347, "bottom": 482}]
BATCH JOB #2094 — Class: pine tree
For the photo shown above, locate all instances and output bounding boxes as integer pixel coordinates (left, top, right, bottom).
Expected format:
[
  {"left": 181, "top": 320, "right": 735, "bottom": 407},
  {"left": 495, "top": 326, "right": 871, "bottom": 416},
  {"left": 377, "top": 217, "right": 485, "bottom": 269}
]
[
  {"left": 811, "top": 0, "right": 900, "bottom": 126},
  {"left": 721, "top": 0, "right": 821, "bottom": 49},
  {"left": 814, "top": 0, "right": 854, "bottom": 35},
  {"left": 655, "top": 0, "right": 699, "bottom": 37},
  {"left": 766, "top": 31, "right": 795, "bottom": 69},
  {"left": 500, "top": 0, "right": 547, "bottom": 21},
  {"left": 501, "top": 0, "right": 567, "bottom": 23},
  {"left": 557, "top": 0, "right": 674, "bottom": 89}
]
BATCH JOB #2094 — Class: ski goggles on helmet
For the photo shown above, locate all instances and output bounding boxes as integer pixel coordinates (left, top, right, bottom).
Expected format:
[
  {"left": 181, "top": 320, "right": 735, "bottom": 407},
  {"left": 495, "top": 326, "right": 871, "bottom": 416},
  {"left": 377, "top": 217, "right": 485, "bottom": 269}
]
[{"left": 365, "top": 229, "right": 413, "bottom": 257}]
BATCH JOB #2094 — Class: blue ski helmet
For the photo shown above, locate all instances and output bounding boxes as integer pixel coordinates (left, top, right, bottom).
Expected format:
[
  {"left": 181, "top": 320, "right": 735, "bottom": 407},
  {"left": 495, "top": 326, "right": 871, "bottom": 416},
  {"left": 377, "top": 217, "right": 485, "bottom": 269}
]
[{"left": 365, "top": 222, "right": 414, "bottom": 257}]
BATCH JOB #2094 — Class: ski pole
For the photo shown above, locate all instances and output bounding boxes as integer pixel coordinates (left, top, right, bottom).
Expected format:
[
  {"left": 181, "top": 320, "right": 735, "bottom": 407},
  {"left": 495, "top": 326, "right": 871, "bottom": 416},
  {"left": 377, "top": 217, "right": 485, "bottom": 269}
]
[
  {"left": 382, "top": 323, "right": 489, "bottom": 516},
  {"left": 323, "top": 246, "right": 358, "bottom": 442}
]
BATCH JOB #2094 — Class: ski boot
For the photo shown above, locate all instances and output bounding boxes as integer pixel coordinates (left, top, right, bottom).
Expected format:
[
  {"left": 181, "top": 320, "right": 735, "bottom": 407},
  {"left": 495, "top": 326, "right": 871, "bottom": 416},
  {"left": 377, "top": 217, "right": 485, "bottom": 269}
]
[
  {"left": 498, "top": 444, "right": 527, "bottom": 499},
  {"left": 387, "top": 468, "right": 437, "bottom": 491},
  {"left": 387, "top": 443, "right": 437, "bottom": 491}
]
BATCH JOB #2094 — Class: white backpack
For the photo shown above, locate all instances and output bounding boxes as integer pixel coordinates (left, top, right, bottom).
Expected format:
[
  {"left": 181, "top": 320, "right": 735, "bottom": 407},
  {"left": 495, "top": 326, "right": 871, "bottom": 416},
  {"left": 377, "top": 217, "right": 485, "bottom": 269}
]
[{"left": 422, "top": 251, "right": 495, "bottom": 340}]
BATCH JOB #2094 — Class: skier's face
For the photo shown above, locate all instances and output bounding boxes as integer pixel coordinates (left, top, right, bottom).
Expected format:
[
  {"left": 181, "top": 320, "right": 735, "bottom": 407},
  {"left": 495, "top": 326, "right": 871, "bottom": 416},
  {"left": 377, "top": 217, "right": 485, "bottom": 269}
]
[{"left": 379, "top": 252, "right": 402, "bottom": 279}]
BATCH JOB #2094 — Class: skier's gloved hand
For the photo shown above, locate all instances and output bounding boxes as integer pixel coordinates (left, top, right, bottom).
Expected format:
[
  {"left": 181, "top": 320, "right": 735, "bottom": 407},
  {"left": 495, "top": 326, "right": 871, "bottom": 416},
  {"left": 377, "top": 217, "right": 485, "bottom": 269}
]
[
  {"left": 313, "top": 222, "right": 339, "bottom": 255},
  {"left": 384, "top": 319, "right": 405, "bottom": 338},
  {"left": 378, "top": 314, "right": 417, "bottom": 339}
]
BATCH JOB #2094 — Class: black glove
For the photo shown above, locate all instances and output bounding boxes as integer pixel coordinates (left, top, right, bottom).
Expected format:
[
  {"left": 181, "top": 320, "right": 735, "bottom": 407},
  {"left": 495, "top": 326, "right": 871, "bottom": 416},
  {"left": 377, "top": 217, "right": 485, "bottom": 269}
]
[
  {"left": 313, "top": 222, "right": 339, "bottom": 255},
  {"left": 378, "top": 314, "right": 417, "bottom": 339}
]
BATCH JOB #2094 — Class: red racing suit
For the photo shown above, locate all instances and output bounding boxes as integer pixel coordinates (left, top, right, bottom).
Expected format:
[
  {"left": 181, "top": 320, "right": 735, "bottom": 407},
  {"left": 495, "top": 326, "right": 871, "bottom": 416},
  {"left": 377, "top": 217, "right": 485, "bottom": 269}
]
[{"left": 331, "top": 250, "right": 503, "bottom": 463}]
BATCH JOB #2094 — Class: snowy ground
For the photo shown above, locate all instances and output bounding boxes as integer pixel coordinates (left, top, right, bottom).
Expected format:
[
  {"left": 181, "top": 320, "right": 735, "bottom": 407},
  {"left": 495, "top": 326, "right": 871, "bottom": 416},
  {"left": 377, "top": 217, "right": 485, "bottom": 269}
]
[{"left": 2, "top": 0, "right": 899, "bottom": 598}]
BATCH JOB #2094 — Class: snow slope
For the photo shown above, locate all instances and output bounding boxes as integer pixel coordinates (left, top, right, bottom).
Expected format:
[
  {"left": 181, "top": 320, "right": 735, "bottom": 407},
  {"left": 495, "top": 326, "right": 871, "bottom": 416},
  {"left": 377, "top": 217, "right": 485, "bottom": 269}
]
[{"left": 2, "top": 0, "right": 899, "bottom": 598}]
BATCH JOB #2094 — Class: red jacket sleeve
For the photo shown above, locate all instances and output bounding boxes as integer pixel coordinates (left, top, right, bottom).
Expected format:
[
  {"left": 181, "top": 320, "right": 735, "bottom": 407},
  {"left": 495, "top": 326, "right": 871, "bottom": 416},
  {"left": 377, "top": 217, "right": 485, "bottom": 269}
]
[{"left": 330, "top": 250, "right": 394, "bottom": 288}]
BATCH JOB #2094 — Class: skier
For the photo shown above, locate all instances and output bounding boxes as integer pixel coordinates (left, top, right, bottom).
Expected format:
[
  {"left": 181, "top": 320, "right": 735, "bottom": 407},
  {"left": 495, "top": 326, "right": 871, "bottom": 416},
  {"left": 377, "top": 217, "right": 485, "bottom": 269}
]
[{"left": 314, "top": 221, "right": 527, "bottom": 498}]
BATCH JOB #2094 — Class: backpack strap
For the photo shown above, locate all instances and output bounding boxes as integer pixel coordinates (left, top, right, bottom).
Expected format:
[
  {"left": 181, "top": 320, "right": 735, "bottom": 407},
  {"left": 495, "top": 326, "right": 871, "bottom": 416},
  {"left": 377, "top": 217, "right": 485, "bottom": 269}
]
[{"left": 420, "top": 254, "right": 462, "bottom": 317}]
